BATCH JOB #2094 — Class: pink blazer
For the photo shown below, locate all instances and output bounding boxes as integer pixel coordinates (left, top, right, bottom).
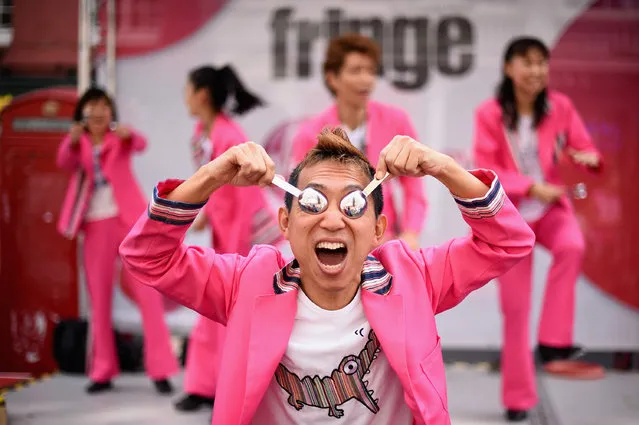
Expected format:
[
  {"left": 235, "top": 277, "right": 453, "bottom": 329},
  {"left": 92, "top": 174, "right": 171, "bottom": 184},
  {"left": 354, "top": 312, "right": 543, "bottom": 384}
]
[
  {"left": 119, "top": 170, "right": 535, "bottom": 425},
  {"left": 191, "top": 114, "right": 282, "bottom": 255},
  {"left": 473, "top": 91, "right": 602, "bottom": 209},
  {"left": 56, "top": 130, "right": 147, "bottom": 239},
  {"left": 292, "top": 101, "right": 428, "bottom": 236}
]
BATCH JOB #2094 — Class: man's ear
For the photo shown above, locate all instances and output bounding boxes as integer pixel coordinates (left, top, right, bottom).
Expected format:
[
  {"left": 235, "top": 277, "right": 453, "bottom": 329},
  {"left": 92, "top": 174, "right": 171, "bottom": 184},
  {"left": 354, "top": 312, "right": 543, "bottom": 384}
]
[
  {"left": 278, "top": 207, "right": 290, "bottom": 240},
  {"left": 373, "top": 214, "right": 387, "bottom": 247},
  {"left": 325, "top": 70, "right": 339, "bottom": 94}
]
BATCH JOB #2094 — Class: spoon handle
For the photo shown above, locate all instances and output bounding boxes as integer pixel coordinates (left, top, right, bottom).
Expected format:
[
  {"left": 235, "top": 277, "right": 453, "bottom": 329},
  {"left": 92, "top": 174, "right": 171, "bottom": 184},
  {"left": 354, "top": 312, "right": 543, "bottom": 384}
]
[
  {"left": 363, "top": 172, "right": 390, "bottom": 197},
  {"left": 272, "top": 175, "right": 302, "bottom": 197}
]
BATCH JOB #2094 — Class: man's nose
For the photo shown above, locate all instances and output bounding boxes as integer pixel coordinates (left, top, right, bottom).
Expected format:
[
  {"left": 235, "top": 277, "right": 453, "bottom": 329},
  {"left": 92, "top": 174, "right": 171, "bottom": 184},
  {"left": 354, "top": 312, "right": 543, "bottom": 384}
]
[{"left": 319, "top": 208, "right": 346, "bottom": 231}]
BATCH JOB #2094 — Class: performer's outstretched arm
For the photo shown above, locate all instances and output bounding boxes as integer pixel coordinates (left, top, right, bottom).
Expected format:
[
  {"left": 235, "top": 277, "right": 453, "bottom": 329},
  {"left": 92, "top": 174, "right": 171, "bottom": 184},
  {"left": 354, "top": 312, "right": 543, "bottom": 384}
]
[{"left": 119, "top": 142, "right": 277, "bottom": 324}]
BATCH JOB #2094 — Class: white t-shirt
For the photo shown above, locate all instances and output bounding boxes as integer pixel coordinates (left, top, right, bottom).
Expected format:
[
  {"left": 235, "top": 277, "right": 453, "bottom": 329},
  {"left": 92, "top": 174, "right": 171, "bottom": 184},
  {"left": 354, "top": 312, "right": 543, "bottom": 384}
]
[
  {"left": 251, "top": 288, "right": 413, "bottom": 424},
  {"left": 342, "top": 122, "right": 367, "bottom": 152},
  {"left": 192, "top": 134, "right": 214, "bottom": 244},
  {"left": 85, "top": 146, "right": 118, "bottom": 222},
  {"left": 193, "top": 134, "right": 214, "bottom": 168},
  {"left": 514, "top": 115, "right": 548, "bottom": 223},
  {"left": 199, "top": 136, "right": 213, "bottom": 168}
]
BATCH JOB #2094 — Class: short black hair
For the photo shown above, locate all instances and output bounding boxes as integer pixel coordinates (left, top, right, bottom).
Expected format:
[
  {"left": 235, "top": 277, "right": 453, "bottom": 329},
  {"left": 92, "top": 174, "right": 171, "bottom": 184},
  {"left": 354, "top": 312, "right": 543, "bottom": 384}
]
[
  {"left": 285, "top": 127, "right": 384, "bottom": 217},
  {"left": 73, "top": 87, "right": 118, "bottom": 122}
]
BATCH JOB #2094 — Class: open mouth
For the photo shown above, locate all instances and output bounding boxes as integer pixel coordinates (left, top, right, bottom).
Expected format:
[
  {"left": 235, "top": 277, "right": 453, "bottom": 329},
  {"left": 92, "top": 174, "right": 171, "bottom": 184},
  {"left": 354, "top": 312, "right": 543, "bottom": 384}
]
[{"left": 315, "top": 241, "right": 348, "bottom": 270}]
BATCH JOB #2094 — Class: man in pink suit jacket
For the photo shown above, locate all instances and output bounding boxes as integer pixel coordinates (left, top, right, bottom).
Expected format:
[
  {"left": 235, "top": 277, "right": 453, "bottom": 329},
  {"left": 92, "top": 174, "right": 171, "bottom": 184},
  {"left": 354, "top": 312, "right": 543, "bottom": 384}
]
[
  {"left": 292, "top": 34, "right": 427, "bottom": 249},
  {"left": 120, "top": 128, "right": 534, "bottom": 425}
]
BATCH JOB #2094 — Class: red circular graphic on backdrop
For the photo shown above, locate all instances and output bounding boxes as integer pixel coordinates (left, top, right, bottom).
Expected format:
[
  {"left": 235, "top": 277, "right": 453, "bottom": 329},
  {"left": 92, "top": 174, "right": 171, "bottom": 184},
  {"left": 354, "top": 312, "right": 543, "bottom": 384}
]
[
  {"left": 98, "top": 0, "right": 229, "bottom": 58},
  {"left": 550, "top": 0, "right": 639, "bottom": 310}
]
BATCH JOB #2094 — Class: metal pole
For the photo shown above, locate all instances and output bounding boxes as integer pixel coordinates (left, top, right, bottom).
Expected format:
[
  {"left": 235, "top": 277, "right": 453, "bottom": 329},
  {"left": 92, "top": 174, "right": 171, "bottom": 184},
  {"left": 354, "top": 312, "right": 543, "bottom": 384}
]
[
  {"left": 77, "top": 0, "right": 91, "bottom": 94},
  {"left": 106, "top": 0, "right": 116, "bottom": 96}
]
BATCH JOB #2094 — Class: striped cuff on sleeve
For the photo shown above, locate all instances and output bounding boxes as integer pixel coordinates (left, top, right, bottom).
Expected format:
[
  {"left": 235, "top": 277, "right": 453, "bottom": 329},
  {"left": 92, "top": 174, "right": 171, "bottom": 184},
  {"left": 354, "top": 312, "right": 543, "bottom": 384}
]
[
  {"left": 147, "top": 180, "right": 207, "bottom": 225},
  {"left": 452, "top": 170, "right": 505, "bottom": 219}
]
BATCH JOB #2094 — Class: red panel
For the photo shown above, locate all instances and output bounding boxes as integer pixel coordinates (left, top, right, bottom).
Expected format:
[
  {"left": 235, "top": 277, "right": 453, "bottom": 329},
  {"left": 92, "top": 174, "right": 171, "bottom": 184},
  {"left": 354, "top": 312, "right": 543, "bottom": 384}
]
[
  {"left": 2, "top": 0, "right": 78, "bottom": 71},
  {"left": 0, "top": 140, "right": 79, "bottom": 374},
  {"left": 550, "top": 1, "right": 639, "bottom": 310},
  {"left": 0, "top": 88, "right": 79, "bottom": 374},
  {"left": 0, "top": 373, "right": 31, "bottom": 390}
]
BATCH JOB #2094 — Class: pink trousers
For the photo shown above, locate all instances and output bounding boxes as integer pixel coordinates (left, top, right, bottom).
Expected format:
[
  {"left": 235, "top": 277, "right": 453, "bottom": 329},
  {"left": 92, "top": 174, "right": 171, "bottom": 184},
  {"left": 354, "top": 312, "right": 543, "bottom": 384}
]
[
  {"left": 498, "top": 204, "right": 585, "bottom": 410},
  {"left": 183, "top": 317, "right": 226, "bottom": 397},
  {"left": 82, "top": 217, "right": 178, "bottom": 382},
  {"left": 182, "top": 219, "right": 288, "bottom": 397}
]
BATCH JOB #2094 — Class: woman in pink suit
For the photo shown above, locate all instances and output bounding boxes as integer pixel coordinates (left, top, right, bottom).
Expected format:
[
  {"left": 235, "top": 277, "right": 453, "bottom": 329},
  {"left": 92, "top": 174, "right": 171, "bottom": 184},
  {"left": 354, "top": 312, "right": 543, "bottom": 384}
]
[
  {"left": 472, "top": 37, "right": 604, "bottom": 422},
  {"left": 292, "top": 34, "right": 428, "bottom": 249},
  {"left": 57, "top": 87, "right": 178, "bottom": 394},
  {"left": 175, "top": 65, "right": 284, "bottom": 412}
]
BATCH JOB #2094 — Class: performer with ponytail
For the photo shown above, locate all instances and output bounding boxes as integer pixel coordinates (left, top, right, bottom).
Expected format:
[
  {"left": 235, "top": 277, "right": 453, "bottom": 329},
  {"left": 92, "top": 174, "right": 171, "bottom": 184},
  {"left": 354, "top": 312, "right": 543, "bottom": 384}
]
[
  {"left": 472, "top": 37, "right": 605, "bottom": 422},
  {"left": 57, "top": 87, "right": 178, "bottom": 394},
  {"left": 174, "top": 65, "right": 284, "bottom": 413}
]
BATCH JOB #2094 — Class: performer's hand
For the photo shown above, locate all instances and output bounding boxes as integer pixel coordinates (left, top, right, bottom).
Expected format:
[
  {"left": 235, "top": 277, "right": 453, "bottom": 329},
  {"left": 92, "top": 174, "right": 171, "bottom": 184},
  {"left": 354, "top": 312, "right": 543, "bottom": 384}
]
[
  {"left": 377, "top": 135, "right": 490, "bottom": 199},
  {"left": 398, "top": 231, "right": 420, "bottom": 250},
  {"left": 376, "top": 135, "right": 451, "bottom": 179},
  {"left": 529, "top": 183, "right": 565, "bottom": 204},
  {"left": 164, "top": 142, "right": 274, "bottom": 204},
  {"left": 69, "top": 122, "right": 84, "bottom": 145},
  {"left": 567, "top": 148, "right": 600, "bottom": 169},
  {"left": 210, "top": 142, "right": 275, "bottom": 188},
  {"left": 114, "top": 125, "right": 132, "bottom": 140}
]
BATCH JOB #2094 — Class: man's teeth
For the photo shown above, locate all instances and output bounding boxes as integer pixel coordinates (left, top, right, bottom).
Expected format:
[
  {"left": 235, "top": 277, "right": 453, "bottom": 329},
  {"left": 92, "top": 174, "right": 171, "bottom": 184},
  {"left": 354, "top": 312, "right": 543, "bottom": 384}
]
[{"left": 316, "top": 241, "right": 345, "bottom": 250}]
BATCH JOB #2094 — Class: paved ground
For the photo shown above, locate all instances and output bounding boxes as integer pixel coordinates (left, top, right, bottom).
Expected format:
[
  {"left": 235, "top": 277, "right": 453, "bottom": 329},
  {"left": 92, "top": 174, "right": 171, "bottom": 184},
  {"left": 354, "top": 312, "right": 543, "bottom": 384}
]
[{"left": 3, "top": 368, "right": 637, "bottom": 424}]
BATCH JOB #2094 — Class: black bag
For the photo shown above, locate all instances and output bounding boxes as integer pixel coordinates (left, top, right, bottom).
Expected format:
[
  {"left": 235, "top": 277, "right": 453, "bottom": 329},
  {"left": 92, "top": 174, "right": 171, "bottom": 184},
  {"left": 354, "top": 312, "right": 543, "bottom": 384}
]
[
  {"left": 53, "top": 318, "right": 88, "bottom": 374},
  {"left": 53, "top": 318, "right": 143, "bottom": 374},
  {"left": 115, "top": 332, "right": 144, "bottom": 373}
]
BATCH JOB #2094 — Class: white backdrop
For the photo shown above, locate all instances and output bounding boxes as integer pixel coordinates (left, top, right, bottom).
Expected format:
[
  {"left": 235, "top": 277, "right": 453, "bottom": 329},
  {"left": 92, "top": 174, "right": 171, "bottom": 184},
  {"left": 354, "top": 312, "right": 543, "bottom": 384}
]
[{"left": 103, "top": 0, "right": 639, "bottom": 349}]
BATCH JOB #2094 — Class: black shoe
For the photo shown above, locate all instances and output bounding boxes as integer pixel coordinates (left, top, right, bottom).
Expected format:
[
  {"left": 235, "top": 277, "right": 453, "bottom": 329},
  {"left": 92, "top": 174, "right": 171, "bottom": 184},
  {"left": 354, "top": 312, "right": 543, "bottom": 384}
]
[
  {"left": 86, "top": 380, "right": 113, "bottom": 394},
  {"left": 506, "top": 409, "right": 528, "bottom": 421},
  {"left": 538, "top": 344, "right": 584, "bottom": 364},
  {"left": 174, "top": 394, "right": 215, "bottom": 412},
  {"left": 153, "top": 379, "right": 174, "bottom": 395}
]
